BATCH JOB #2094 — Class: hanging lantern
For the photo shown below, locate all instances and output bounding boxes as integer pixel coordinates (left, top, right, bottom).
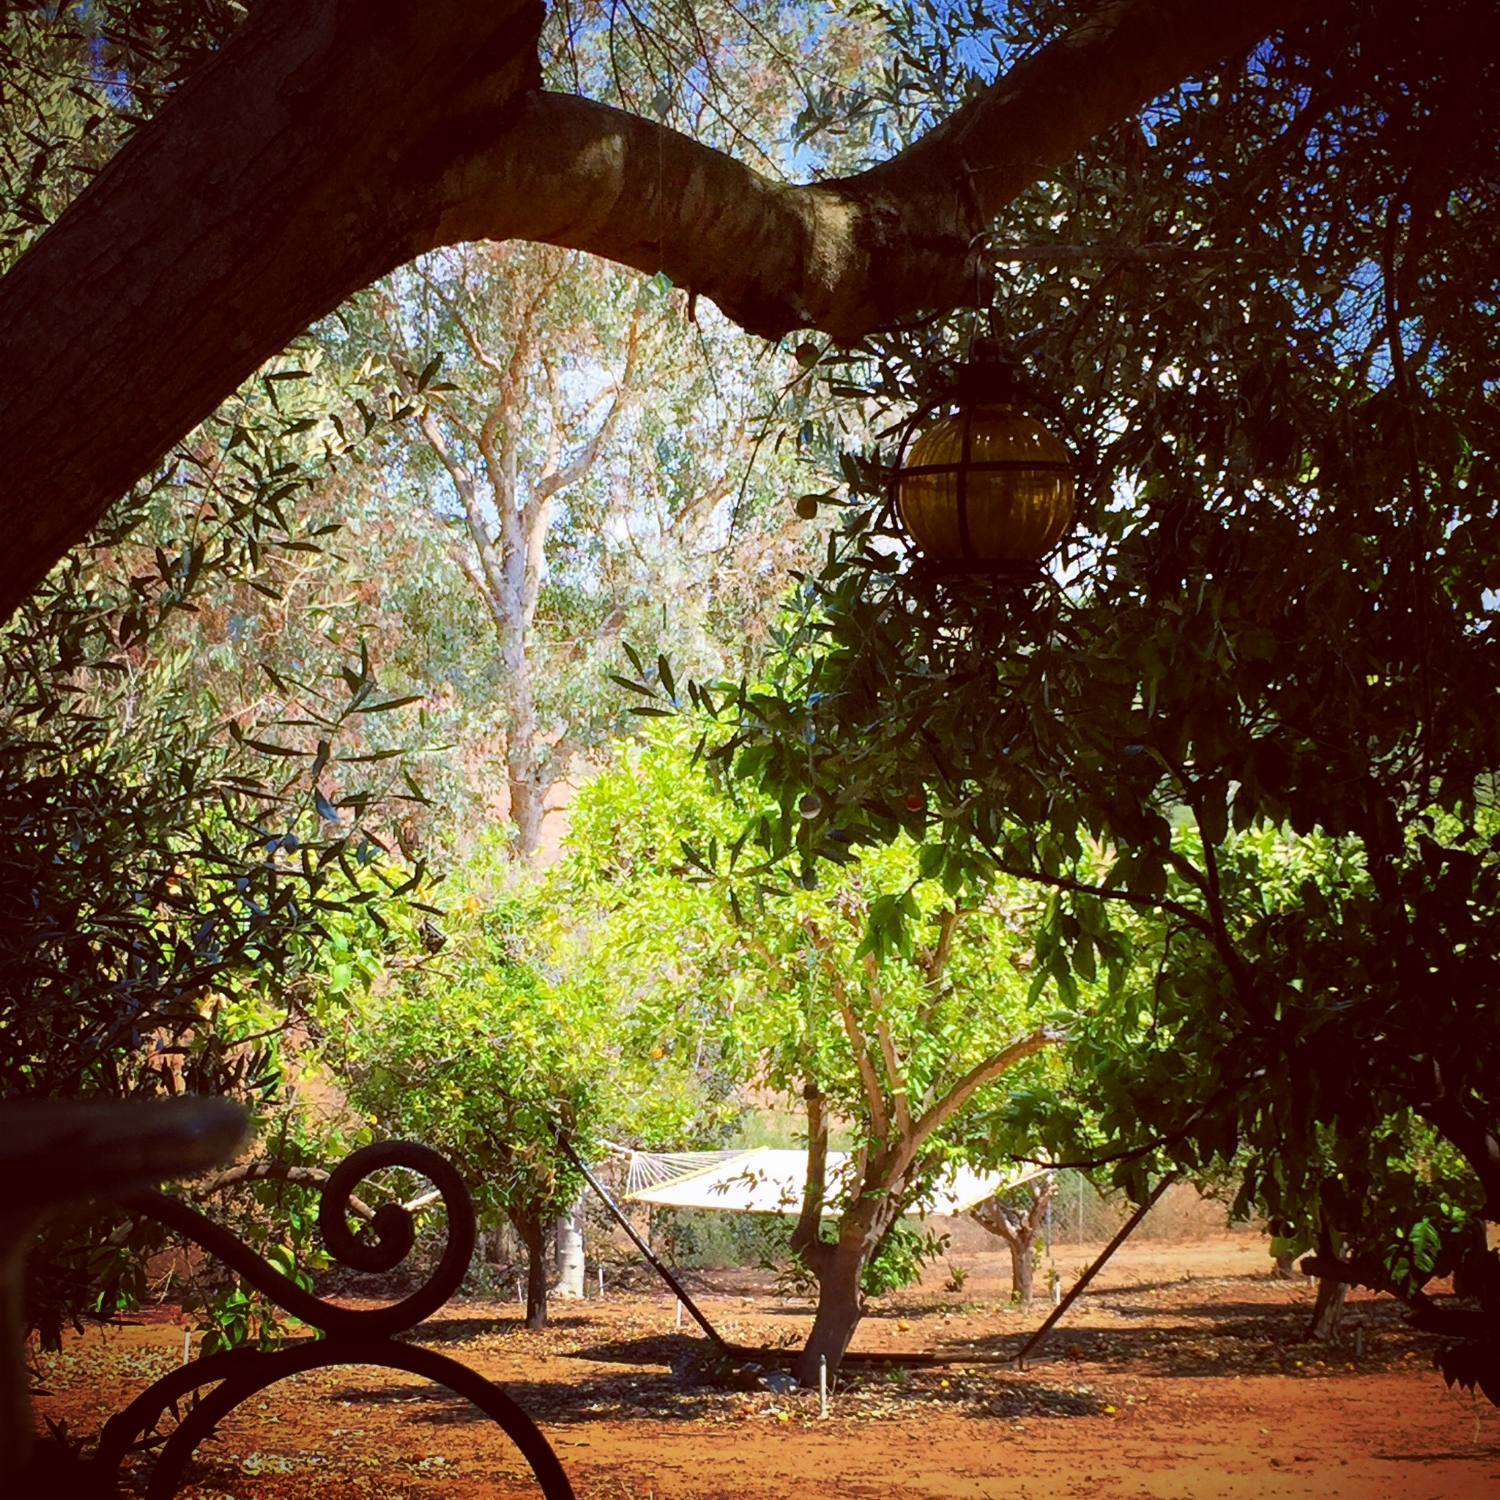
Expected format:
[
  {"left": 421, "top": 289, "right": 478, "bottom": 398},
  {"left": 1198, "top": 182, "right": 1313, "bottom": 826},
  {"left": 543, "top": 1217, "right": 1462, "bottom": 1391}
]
[{"left": 893, "top": 353, "right": 1074, "bottom": 574}]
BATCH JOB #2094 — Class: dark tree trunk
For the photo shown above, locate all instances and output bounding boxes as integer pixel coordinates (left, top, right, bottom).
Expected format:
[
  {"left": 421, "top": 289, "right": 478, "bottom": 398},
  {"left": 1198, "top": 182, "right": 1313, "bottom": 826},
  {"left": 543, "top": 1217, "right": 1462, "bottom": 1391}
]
[
  {"left": 510, "top": 1208, "right": 548, "bottom": 1330},
  {"left": 1304, "top": 1223, "right": 1347, "bottom": 1341},
  {"left": 793, "top": 1237, "right": 868, "bottom": 1388},
  {"left": 788, "top": 1084, "right": 905, "bottom": 1388},
  {"left": 1307, "top": 1274, "right": 1348, "bottom": 1341}
]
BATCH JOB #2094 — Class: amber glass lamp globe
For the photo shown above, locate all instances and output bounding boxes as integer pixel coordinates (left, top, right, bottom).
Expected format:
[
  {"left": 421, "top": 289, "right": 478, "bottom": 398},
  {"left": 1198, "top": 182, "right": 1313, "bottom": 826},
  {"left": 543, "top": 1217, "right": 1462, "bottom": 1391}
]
[{"left": 896, "top": 401, "right": 1075, "bottom": 572}]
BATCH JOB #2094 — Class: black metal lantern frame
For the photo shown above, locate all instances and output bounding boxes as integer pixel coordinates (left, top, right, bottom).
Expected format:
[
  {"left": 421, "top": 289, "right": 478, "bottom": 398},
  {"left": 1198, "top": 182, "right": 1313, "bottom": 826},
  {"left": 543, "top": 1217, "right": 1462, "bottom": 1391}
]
[{"left": 886, "top": 345, "right": 1076, "bottom": 581}]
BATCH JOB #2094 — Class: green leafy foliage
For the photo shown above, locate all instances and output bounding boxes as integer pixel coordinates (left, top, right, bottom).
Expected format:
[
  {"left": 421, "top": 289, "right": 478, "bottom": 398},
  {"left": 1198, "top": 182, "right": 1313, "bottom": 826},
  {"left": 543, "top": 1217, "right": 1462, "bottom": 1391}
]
[
  {"left": 668, "top": 0, "right": 1500, "bottom": 1398},
  {"left": 2, "top": 355, "right": 424, "bottom": 1104},
  {"left": 857, "top": 1221, "right": 950, "bottom": 1297},
  {"left": 549, "top": 727, "right": 1057, "bottom": 1370},
  {"left": 335, "top": 838, "right": 748, "bottom": 1325},
  {"left": 338, "top": 885, "right": 597, "bottom": 1239},
  {"left": 4, "top": 348, "right": 427, "bottom": 1345}
]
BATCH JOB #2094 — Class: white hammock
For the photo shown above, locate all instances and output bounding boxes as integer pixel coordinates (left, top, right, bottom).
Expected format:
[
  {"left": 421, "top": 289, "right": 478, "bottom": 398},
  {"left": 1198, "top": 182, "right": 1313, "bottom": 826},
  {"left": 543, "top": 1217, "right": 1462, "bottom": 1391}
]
[
  {"left": 601, "top": 1144, "right": 1045, "bottom": 1217},
  {"left": 597, "top": 1143, "right": 755, "bottom": 1198}
]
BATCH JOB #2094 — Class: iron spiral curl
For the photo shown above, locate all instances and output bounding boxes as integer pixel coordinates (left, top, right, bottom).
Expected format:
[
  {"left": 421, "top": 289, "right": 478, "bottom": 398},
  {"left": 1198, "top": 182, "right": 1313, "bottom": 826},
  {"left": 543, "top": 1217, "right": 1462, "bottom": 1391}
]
[
  {"left": 123, "top": 1139, "right": 475, "bottom": 1339},
  {"left": 89, "top": 1140, "right": 574, "bottom": 1499}
]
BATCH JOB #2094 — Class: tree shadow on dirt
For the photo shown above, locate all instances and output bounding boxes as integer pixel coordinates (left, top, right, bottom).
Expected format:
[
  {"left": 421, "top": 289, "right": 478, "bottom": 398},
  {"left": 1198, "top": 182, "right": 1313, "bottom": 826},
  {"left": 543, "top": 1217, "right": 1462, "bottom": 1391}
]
[
  {"left": 1373, "top": 1443, "right": 1500, "bottom": 1463},
  {"left": 323, "top": 1328, "right": 1111, "bottom": 1428},
  {"left": 323, "top": 1369, "right": 748, "bottom": 1426},
  {"left": 399, "top": 1309, "right": 596, "bottom": 1345},
  {"left": 566, "top": 1332, "right": 797, "bottom": 1367},
  {"left": 321, "top": 1369, "right": 1111, "bottom": 1428},
  {"left": 954, "top": 1296, "right": 1423, "bottom": 1378},
  {"left": 318, "top": 1289, "right": 1429, "bottom": 1431}
]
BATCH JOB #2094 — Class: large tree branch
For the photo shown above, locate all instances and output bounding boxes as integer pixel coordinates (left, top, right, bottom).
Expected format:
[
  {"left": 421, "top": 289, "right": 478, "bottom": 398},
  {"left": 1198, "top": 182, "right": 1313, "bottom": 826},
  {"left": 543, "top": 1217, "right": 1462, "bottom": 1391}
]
[
  {"left": 903, "top": 1024, "right": 1062, "bottom": 1171},
  {"left": 862, "top": 953, "right": 913, "bottom": 1142},
  {"left": 0, "top": 0, "right": 544, "bottom": 619},
  {"left": 791, "top": 1081, "right": 833, "bottom": 1272},
  {"left": 0, "top": 0, "right": 1318, "bottom": 618},
  {"left": 806, "top": 920, "right": 890, "bottom": 1146},
  {"left": 438, "top": 0, "right": 1317, "bottom": 339},
  {"left": 1415, "top": 1064, "right": 1500, "bottom": 1222}
]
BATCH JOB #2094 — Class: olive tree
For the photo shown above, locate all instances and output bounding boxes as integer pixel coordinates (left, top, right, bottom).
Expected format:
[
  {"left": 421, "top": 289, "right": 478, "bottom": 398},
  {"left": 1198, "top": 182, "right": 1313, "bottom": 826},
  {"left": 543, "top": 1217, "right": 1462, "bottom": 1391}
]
[{"left": 0, "top": 0, "right": 1317, "bottom": 614}]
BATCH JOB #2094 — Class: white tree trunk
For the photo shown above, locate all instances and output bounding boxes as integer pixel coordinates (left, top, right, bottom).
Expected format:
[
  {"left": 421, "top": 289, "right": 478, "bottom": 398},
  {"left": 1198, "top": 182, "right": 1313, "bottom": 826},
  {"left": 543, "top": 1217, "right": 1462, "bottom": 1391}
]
[{"left": 554, "top": 1194, "right": 586, "bottom": 1298}]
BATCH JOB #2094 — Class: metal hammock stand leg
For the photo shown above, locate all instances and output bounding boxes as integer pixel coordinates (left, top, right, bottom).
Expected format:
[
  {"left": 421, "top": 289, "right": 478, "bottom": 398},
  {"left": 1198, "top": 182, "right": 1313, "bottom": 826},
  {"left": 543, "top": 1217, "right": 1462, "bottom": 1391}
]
[
  {"left": 562, "top": 1137, "right": 730, "bottom": 1351},
  {"left": 1014, "top": 1173, "right": 1178, "bottom": 1370}
]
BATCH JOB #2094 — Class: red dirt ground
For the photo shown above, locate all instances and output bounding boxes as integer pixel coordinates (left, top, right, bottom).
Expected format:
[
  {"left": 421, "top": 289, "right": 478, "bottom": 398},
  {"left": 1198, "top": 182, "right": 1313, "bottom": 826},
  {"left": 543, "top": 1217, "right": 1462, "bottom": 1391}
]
[{"left": 32, "top": 1233, "right": 1500, "bottom": 1499}]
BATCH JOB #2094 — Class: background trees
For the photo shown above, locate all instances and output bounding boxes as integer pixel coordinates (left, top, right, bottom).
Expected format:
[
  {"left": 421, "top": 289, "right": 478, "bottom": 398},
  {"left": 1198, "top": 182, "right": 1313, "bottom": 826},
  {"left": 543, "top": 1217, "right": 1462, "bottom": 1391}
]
[
  {"left": 0, "top": 0, "right": 854, "bottom": 1351},
  {"left": 338, "top": 242, "right": 808, "bottom": 856},
  {"left": 339, "top": 833, "right": 749, "bottom": 1329},
  {"left": 972, "top": 1177, "right": 1058, "bottom": 1306},
  {"left": 338, "top": 877, "right": 594, "bottom": 1331}
]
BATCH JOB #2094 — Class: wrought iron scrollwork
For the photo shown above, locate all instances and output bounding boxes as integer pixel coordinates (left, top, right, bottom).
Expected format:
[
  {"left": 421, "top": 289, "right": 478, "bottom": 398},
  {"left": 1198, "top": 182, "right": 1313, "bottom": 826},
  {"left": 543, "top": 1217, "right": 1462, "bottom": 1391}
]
[{"left": 90, "top": 1141, "right": 573, "bottom": 1499}]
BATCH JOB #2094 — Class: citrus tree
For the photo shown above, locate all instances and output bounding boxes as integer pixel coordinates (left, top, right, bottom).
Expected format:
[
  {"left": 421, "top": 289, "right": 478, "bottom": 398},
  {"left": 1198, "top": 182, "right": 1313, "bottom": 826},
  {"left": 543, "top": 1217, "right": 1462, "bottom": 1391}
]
[
  {"left": 338, "top": 833, "right": 738, "bottom": 1328},
  {"left": 549, "top": 729, "right": 1061, "bottom": 1383},
  {"left": 339, "top": 896, "right": 594, "bottom": 1330}
]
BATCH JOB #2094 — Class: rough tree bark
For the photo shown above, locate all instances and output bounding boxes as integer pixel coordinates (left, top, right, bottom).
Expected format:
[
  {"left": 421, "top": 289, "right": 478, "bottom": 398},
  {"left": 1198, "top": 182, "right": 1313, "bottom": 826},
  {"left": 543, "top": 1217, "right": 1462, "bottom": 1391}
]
[
  {"left": 509, "top": 1205, "right": 549, "bottom": 1330},
  {"left": 1306, "top": 1270, "right": 1348, "bottom": 1341},
  {"left": 0, "top": 0, "right": 1319, "bottom": 619},
  {"left": 1304, "top": 1222, "right": 1349, "bottom": 1341},
  {"left": 1417, "top": 1066, "right": 1500, "bottom": 1224},
  {"left": 788, "top": 1082, "right": 907, "bottom": 1386},
  {"left": 972, "top": 1175, "right": 1058, "bottom": 1305}
]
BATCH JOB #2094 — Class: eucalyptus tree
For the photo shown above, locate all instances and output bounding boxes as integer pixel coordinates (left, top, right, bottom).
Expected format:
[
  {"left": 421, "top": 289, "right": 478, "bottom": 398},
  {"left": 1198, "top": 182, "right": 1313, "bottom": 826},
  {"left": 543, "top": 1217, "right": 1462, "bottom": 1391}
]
[
  {"left": 310, "top": 0, "right": 881, "bottom": 858},
  {"left": 336, "top": 242, "right": 811, "bottom": 856}
]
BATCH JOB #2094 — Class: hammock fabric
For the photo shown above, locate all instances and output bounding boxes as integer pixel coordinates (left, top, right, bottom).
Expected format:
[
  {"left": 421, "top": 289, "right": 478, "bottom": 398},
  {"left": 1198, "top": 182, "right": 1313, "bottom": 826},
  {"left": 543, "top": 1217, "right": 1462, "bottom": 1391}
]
[{"left": 601, "top": 1145, "right": 1046, "bottom": 1217}]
